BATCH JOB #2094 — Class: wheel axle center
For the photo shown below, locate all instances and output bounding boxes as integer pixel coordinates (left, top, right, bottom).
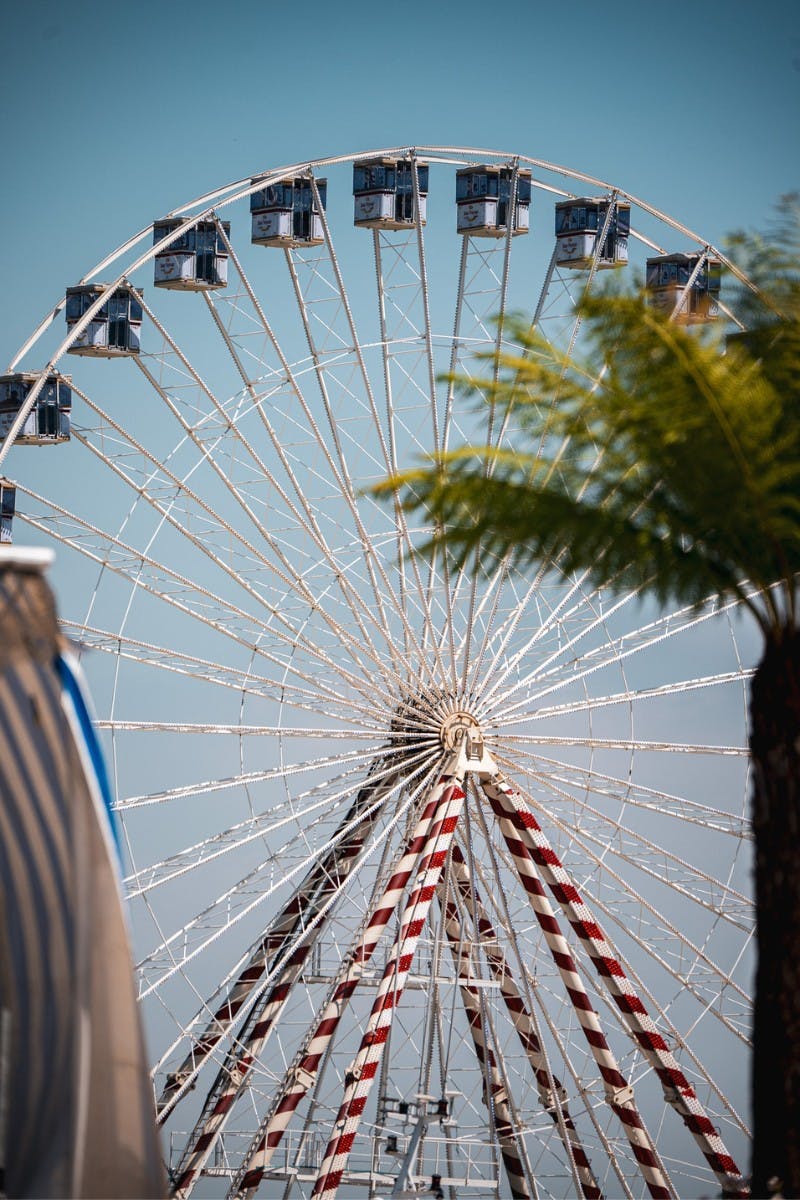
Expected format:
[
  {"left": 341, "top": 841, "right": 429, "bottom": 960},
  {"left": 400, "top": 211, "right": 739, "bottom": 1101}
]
[{"left": 439, "top": 711, "right": 484, "bottom": 755}]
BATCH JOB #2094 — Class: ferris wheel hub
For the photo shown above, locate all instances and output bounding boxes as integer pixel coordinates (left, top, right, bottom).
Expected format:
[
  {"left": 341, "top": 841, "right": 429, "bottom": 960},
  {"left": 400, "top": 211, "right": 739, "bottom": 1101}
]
[
  {"left": 388, "top": 691, "right": 493, "bottom": 771},
  {"left": 439, "top": 710, "right": 482, "bottom": 752}
]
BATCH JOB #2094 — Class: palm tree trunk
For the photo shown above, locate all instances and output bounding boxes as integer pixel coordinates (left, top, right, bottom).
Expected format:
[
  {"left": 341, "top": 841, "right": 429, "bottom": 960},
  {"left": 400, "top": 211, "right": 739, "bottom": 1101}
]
[{"left": 750, "top": 627, "right": 800, "bottom": 1198}]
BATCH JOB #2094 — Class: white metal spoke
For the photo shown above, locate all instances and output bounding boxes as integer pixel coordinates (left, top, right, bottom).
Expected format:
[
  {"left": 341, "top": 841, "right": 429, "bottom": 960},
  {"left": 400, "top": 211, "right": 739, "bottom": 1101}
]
[
  {"left": 127, "top": 335, "right": 412, "bottom": 706},
  {"left": 503, "top": 669, "right": 752, "bottom": 729},
  {"left": 119, "top": 745, "right": 387, "bottom": 817},
  {"left": 502, "top": 769, "right": 753, "bottom": 1037},
  {"left": 367, "top": 221, "right": 454, "bottom": 688},
  {"left": 204, "top": 226, "right": 422, "bottom": 685},
  {"left": 75, "top": 384, "right": 398, "bottom": 695},
  {"left": 150, "top": 755, "right": 417, "bottom": 1119},
  {"left": 492, "top": 593, "right": 748, "bottom": 722},
  {"left": 500, "top": 745, "right": 749, "bottom": 837},
  {"left": 281, "top": 193, "right": 434, "bottom": 686},
  {"left": 60, "top": 621, "right": 385, "bottom": 728},
  {"left": 136, "top": 748, "right": 439, "bottom": 1004},
  {"left": 18, "top": 488, "right": 401, "bottom": 722},
  {"left": 70, "top": 413, "right": 397, "bottom": 702}
]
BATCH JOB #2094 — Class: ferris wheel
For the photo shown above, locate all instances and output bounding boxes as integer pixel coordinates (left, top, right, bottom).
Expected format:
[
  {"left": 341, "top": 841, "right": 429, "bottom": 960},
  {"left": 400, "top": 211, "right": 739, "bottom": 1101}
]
[{"left": 0, "top": 146, "right": 760, "bottom": 1199}]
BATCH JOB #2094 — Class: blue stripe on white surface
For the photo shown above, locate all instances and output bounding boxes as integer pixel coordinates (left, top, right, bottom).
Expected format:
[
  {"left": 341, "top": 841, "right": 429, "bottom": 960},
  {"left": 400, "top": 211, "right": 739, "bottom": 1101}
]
[{"left": 56, "top": 650, "right": 120, "bottom": 857}]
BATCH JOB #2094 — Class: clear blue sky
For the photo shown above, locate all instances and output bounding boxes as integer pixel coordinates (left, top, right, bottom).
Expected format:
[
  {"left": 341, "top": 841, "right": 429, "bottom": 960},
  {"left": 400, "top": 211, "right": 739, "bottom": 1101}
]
[{"left": 1, "top": 0, "right": 797, "bottom": 361}]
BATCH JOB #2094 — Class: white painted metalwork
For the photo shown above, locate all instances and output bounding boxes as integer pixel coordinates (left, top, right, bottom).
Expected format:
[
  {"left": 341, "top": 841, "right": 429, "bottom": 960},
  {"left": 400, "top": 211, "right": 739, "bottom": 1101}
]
[{"left": 1, "top": 147, "right": 763, "bottom": 1200}]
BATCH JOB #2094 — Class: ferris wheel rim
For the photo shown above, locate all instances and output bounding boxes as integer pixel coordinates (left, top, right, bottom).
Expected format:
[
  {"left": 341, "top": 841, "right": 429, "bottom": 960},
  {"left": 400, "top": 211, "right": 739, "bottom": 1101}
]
[{"left": 4, "top": 142, "right": 764, "bottom": 384}]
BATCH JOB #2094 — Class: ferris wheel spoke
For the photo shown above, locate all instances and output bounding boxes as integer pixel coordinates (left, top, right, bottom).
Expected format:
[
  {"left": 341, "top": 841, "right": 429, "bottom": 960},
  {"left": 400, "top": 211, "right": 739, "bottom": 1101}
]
[
  {"left": 411, "top": 155, "right": 439, "bottom": 453},
  {"left": 123, "top": 753, "right": 399, "bottom": 895},
  {"left": 277, "top": 254, "right": 440, "bottom": 699},
  {"left": 279, "top": 180, "right": 438, "bottom": 689},
  {"left": 133, "top": 301, "right": 306, "bottom": 547},
  {"left": 502, "top": 667, "right": 753, "bottom": 732},
  {"left": 60, "top": 620, "right": 386, "bottom": 730},
  {"left": 69, "top": 417, "right": 391, "bottom": 690},
  {"left": 505, "top": 762, "right": 752, "bottom": 931},
  {"left": 458, "top": 202, "right": 521, "bottom": 693},
  {"left": 16, "top": 489, "right": 273, "bottom": 642},
  {"left": 79, "top": 379, "right": 399, "bottom": 695},
  {"left": 453, "top": 551, "right": 515, "bottom": 702},
  {"left": 565, "top": 196, "right": 623, "bottom": 364},
  {"left": 19, "top": 487, "right": 407, "bottom": 720},
  {"left": 128, "top": 357, "right": 417, "bottom": 707},
  {"left": 443, "top": 845, "right": 602, "bottom": 1199},
  {"left": 369, "top": 219, "right": 455, "bottom": 687},
  {"left": 371, "top": 229, "right": 418, "bottom": 670},
  {"left": 117, "top": 361, "right": 413, "bottom": 705},
  {"left": 135, "top": 747, "right": 434, "bottom": 1006},
  {"left": 202, "top": 232, "right": 420, "bottom": 687},
  {"left": 15, "top": 486, "right": 259, "bottom": 644},
  {"left": 489, "top": 583, "right": 648, "bottom": 718},
  {"left": 178, "top": 755, "right": 452, "bottom": 1199},
  {"left": 499, "top": 746, "right": 749, "bottom": 837},
  {"left": 462, "top": 367, "right": 607, "bottom": 689},
  {"left": 481, "top": 773, "right": 747, "bottom": 1197},
  {"left": 435, "top": 215, "right": 529, "bottom": 688},
  {"left": 502, "top": 734, "right": 746, "bottom": 756},
  {"left": 534, "top": 251, "right": 590, "bottom": 358},
  {"left": 497, "top": 593, "right": 750, "bottom": 724},
  {"left": 479, "top": 560, "right": 607, "bottom": 712},
  {"left": 97, "top": 721, "right": 380, "bottom": 738},
  {"left": 509, "top": 789, "right": 752, "bottom": 1052},
  {"left": 159, "top": 761, "right": 431, "bottom": 1173},
  {"left": 464, "top": 555, "right": 555, "bottom": 705},
  {"left": 440, "top": 234, "right": 469, "bottom": 458}
]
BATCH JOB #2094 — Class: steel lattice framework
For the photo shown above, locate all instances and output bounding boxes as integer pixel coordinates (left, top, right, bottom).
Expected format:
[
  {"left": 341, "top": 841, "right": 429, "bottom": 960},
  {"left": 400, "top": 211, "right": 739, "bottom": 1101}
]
[{"left": 1, "top": 147, "right": 761, "bottom": 1199}]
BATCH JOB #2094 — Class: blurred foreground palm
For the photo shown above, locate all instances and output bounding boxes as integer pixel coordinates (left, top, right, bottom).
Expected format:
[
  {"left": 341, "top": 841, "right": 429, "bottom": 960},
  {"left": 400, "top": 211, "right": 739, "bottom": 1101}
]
[
  {"left": 381, "top": 196, "right": 800, "bottom": 1198},
  {"left": 390, "top": 284, "right": 798, "bottom": 634}
]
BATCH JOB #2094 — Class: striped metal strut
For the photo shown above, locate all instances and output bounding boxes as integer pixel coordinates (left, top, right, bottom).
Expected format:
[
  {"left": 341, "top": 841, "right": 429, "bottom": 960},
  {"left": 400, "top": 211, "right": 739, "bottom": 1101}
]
[
  {"left": 482, "top": 772, "right": 748, "bottom": 1200},
  {"left": 169, "top": 763, "right": 401, "bottom": 1196},
  {"left": 310, "top": 768, "right": 467, "bottom": 1200},
  {"left": 229, "top": 760, "right": 462, "bottom": 1199},
  {"left": 482, "top": 776, "right": 673, "bottom": 1199},
  {"left": 438, "top": 879, "right": 534, "bottom": 1199},
  {"left": 446, "top": 843, "right": 603, "bottom": 1199}
]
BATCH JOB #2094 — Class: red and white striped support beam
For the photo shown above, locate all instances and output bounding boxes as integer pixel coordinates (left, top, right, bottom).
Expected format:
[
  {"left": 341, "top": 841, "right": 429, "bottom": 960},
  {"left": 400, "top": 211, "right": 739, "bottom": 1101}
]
[
  {"left": 310, "top": 769, "right": 467, "bottom": 1200},
  {"left": 229, "top": 763, "right": 464, "bottom": 1200},
  {"left": 160, "top": 765, "right": 401, "bottom": 1127},
  {"left": 438, "top": 880, "right": 534, "bottom": 1199},
  {"left": 169, "top": 765, "right": 401, "bottom": 1197},
  {"left": 482, "top": 773, "right": 748, "bottom": 1200},
  {"left": 482, "top": 776, "right": 673, "bottom": 1199},
  {"left": 447, "top": 844, "right": 602, "bottom": 1199}
]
